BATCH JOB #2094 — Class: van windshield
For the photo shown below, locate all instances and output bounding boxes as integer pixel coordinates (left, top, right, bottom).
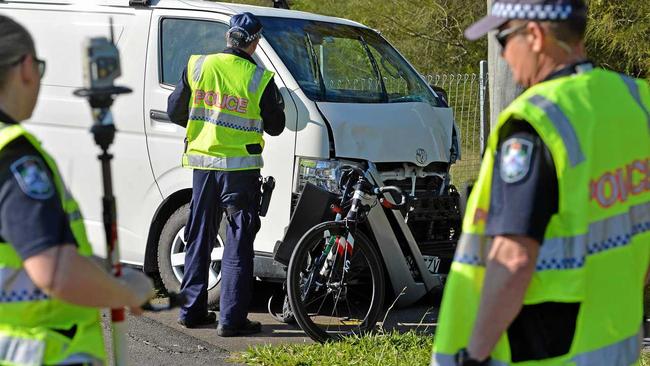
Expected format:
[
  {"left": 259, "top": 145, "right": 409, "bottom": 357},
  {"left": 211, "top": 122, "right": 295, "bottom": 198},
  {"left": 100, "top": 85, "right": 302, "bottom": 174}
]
[{"left": 260, "top": 17, "right": 438, "bottom": 105}]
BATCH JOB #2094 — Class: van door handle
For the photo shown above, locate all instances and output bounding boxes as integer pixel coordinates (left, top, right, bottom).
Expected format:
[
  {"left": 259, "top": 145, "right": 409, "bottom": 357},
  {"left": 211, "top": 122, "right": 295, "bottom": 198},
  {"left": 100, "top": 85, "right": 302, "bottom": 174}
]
[{"left": 150, "top": 110, "right": 171, "bottom": 123}]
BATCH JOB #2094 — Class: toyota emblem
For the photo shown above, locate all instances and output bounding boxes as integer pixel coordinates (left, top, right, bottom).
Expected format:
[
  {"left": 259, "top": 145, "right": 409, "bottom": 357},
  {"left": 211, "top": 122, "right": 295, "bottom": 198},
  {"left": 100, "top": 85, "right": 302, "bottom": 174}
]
[{"left": 415, "top": 148, "right": 427, "bottom": 165}]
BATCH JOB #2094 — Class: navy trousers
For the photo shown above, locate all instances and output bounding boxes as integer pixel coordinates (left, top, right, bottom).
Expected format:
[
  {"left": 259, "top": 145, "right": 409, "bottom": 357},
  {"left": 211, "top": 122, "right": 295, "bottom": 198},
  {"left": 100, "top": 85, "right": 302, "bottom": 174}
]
[{"left": 179, "top": 169, "right": 261, "bottom": 327}]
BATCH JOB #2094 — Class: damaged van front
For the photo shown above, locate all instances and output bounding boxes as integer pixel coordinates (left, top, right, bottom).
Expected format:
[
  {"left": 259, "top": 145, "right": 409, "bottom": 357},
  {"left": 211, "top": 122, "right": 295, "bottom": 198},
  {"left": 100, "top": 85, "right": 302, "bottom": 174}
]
[{"left": 263, "top": 16, "right": 462, "bottom": 304}]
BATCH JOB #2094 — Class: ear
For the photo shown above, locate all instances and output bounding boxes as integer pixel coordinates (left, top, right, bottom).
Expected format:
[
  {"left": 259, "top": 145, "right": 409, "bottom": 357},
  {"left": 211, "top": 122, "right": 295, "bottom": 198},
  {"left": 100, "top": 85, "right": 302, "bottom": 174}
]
[
  {"left": 19, "top": 55, "right": 37, "bottom": 84},
  {"left": 527, "top": 22, "right": 545, "bottom": 53}
]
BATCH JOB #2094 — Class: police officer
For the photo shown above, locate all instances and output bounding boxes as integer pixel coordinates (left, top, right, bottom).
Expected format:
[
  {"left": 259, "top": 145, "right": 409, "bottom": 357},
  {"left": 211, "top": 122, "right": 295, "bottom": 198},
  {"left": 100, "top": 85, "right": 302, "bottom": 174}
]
[
  {"left": 167, "top": 12, "right": 285, "bottom": 336},
  {"left": 430, "top": 0, "right": 650, "bottom": 365},
  {"left": 0, "top": 15, "right": 155, "bottom": 366}
]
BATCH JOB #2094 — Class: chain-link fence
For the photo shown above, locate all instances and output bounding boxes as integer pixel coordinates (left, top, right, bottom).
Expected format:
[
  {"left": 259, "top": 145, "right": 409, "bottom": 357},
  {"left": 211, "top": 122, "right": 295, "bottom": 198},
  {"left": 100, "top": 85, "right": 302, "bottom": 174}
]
[{"left": 423, "top": 61, "right": 488, "bottom": 187}]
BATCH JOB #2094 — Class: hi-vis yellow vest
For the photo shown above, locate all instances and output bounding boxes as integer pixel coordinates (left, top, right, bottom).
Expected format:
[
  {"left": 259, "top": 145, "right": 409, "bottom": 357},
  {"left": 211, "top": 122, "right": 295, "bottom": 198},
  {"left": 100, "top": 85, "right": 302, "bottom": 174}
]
[
  {"left": 0, "top": 123, "right": 105, "bottom": 366},
  {"left": 432, "top": 68, "right": 650, "bottom": 366},
  {"left": 182, "top": 53, "right": 274, "bottom": 171}
]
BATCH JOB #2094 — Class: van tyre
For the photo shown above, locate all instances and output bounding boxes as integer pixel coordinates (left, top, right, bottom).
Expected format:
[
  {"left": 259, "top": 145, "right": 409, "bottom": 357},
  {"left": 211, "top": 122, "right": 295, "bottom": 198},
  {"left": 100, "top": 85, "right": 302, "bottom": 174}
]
[{"left": 157, "top": 203, "right": 225, "bottom": 309}]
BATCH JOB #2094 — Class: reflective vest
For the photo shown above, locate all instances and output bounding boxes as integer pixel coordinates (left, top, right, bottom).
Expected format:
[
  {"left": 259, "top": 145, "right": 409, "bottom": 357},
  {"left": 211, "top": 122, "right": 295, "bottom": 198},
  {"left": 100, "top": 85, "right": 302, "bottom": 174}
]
[
  {"left": 432, "top": 68, "right": 650, "bottom": 366},
  {"left": 182, "top": 53, "right": 274, "bottom": 171},
  {"left": 0, "top": 123, "right": 105, "bottom": 366}
]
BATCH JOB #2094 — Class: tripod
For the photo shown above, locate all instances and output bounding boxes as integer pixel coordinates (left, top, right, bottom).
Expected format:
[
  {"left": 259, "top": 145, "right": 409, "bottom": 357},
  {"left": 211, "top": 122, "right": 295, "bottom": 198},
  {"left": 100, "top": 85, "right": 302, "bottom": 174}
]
[{"left": 74, "top": 86, "right": 131, "bottom": 365}]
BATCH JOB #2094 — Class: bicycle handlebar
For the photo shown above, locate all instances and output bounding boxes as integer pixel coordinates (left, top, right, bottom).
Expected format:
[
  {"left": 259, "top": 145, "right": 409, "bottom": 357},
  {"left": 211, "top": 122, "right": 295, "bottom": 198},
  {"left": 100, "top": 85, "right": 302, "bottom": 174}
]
[{"left": 376, "top": 186, "right": 408, "bottom": 210}]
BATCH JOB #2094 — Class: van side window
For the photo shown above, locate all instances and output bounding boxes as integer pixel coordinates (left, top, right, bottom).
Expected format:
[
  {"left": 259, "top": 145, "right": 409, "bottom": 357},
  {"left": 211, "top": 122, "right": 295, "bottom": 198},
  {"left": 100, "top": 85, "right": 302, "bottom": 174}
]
[{"left": 160, "top": 18, "right": 229, "bottom": 85}]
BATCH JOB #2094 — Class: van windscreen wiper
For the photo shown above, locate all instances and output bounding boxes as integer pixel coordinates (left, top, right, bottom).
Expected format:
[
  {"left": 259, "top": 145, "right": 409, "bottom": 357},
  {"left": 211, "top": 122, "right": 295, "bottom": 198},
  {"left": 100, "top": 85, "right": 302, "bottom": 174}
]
[
  {"left": 358, "top": 35, "right": 388, "bottom": 103},
  {"left": 304, "top": 33, "right": 326, "bottom": 101}
]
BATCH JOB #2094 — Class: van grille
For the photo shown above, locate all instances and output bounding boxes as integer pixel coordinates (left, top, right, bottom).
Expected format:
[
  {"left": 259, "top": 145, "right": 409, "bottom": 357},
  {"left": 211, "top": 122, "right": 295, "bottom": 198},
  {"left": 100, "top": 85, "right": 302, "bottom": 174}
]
[{"left": 379, "top": 167, "right": 461, "bottom": 262}]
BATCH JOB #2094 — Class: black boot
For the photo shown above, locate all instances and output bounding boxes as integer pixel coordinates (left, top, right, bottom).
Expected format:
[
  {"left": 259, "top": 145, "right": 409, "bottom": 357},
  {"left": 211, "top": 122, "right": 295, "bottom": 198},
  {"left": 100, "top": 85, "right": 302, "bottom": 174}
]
[{"left": 217, "top": 319, "right": 262, "bottom": 337}]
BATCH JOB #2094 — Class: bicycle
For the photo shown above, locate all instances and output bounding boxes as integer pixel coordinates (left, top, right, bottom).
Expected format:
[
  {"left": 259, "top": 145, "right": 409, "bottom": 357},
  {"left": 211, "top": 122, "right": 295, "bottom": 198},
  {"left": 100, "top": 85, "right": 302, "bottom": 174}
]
[{"left": 286, "top": 165, "right": 408, "bottom": 342}]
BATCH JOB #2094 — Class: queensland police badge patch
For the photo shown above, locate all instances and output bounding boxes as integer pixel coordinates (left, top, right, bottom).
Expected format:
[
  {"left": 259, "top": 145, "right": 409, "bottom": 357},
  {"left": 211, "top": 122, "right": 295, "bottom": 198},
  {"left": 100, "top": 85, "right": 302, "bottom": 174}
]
[
  {"left": 500, "top": 138, "right": 533, "bottom": 183},
  {"left": 10, "top": 156, "right": 55, "bottom": 200}
]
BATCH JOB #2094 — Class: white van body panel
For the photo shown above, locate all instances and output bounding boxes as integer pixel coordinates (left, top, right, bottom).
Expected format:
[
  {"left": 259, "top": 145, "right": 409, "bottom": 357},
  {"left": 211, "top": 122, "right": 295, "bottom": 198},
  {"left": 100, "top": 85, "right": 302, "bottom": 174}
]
[
  {"left": 143, "top": 8, "right": 300, "bottom": 254},
  {"left": 1, "top": 4, "right": 158, "bottom": 262},
  {"left": 316, "top": 102, "right": 455, "bottom": 165},
  {"left": 174, "top": 0, "right": 367, "bottom": 28},
  {"left": 1, "top": 2, "right": 460, "bottom": 306}
]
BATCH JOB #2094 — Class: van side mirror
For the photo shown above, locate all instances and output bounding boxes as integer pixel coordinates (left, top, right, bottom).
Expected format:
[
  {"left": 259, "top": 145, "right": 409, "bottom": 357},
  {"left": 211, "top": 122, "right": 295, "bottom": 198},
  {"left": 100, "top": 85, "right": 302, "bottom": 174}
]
[{"left": 430, "top": 85, "right": 449, "bottom": 108}]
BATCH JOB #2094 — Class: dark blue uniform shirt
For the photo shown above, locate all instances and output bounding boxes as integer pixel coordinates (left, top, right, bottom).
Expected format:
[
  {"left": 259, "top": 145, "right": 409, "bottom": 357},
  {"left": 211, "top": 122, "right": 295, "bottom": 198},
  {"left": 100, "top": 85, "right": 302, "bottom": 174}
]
[
  {"left": 167, "top": 47, "right": 285, "bottom": 136},
  {"left": 0, "top": 109, "right": 75, "bottom": 260},
  {"left": 485, "top": 62, "right": 593, "bottom": 243}
]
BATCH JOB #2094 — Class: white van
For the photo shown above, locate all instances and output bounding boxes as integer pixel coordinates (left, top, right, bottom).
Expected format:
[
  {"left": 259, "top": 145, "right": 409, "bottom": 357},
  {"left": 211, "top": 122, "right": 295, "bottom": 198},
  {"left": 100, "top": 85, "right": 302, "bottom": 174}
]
[{"left": 0, "top": 0, "right": 461, "bottom": 307}]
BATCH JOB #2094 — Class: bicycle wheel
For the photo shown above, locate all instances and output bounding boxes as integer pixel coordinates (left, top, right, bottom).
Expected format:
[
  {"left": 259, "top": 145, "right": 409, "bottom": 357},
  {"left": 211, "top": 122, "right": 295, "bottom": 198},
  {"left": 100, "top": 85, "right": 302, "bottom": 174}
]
[{"left": 287, "top": 221, "right": 385, "bottom": 343}]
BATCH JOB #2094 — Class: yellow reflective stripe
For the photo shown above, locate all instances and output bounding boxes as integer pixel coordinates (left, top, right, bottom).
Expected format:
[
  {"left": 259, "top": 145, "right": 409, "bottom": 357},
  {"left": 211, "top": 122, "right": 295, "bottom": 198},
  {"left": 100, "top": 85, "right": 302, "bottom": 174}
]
[
  {"left": 620, "top": 74, "right": 650, "bottom": 131},
  {"left": 185, "top": 154, "right": 263, "bottom": 170},
  {"left": 248, "top": 66, "right": 265, "bottom": 93},
  {"left": 0, "top": 268, "right": 48, "bottom": 303},
  {"left": 192, "top": 55, "right": 207, "bottom": 83},
  {"left": 528, "top": 94, "right": 585, "bottom": 166},
  {"left": 0, "top": 332, "right": 45, "bottom": 366},
  {"left": 189, "top": 107, "right": 263, "bottom": 133},
  {"left": 454, "top": 201, "right": 650, "bottom": 270},
  {"left": 573, "top": 328, "right": 641, "bottom": 366}
]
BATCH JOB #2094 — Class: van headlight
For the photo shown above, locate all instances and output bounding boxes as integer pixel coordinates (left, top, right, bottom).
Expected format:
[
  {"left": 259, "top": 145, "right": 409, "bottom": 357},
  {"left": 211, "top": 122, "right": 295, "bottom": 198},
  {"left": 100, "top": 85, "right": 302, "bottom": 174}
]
[{"left": 295, "top": 158, "right": 342, "bottom": 194}]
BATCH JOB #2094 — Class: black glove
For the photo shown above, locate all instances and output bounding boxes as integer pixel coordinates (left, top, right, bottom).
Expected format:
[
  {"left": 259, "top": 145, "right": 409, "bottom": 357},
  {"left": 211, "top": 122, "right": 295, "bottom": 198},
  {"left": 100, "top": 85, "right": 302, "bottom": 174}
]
[{"left": 455, "top": 348, "right": 491, "bottom": 366}]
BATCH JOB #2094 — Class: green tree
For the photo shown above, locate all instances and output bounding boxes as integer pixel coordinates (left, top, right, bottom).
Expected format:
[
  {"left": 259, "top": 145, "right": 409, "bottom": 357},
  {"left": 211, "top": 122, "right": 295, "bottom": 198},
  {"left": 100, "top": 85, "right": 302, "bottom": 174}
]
[
  {"left": 220, "top": 0, "right": 649, "bottom": 79},
  {"left": 586, "top": 0, "right": 650, "bottom": 79},
  {"left": 290, "top": 0, "right": 486, "bottom": 74}
]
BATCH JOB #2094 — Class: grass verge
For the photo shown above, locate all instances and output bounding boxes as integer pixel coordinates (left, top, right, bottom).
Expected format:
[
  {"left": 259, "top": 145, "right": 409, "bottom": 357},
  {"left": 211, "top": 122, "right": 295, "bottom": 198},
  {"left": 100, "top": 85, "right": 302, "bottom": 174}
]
[
  {"left": 232, "top": 331, "right": 433, "bottom": 366},
  {"left": 234, "top": 285, "right": 649, "bottom": 365}
]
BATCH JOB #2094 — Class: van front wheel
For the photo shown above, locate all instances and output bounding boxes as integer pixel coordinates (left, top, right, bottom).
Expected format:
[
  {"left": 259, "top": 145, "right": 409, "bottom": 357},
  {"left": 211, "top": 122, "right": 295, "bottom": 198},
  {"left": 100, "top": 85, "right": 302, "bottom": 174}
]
[{"left": 157, "top": 203, "right": 224, "bottom": 309}]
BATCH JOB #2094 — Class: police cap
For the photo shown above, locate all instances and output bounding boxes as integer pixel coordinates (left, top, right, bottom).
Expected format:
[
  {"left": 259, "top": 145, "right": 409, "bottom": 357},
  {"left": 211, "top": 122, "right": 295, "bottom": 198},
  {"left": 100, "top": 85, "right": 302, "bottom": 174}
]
[
  {"left": 228, "top": 12, "right": 263, "bottom": 44},
  {"left": 464, "top": 0, "right": 587, "bottom": 40}
]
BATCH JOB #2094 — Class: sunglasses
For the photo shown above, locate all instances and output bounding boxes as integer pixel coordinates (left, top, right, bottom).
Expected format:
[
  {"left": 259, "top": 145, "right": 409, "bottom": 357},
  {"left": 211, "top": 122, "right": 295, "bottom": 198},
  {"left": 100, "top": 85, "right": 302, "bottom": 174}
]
[
  {"left": 495, "top": 22, "right": 529, "bottom": 49},
  {"left": 10, "top": 54, "right": 47, "bottom": 78}
]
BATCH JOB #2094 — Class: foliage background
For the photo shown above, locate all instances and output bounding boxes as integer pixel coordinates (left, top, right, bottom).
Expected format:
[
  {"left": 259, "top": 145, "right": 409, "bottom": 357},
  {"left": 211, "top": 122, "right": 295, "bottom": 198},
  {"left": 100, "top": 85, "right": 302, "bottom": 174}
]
[{"left": 220, "top": 0, "right": 649, "bottom": 79}]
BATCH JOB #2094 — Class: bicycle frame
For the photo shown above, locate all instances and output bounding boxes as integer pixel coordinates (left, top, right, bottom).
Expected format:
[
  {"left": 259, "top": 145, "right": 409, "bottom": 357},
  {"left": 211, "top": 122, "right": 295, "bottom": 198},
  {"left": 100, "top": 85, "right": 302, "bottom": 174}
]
[
  {"left": 322, "top": 163, "right": 445, "bottom": 307},
  {"left": 363, "top": 163, "right": 444, "bottom": 307}
]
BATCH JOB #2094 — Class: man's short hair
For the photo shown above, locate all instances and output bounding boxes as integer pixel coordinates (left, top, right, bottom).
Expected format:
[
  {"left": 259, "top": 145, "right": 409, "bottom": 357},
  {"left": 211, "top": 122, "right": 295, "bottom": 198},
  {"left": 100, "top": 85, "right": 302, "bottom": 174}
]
[
  {"left": 226, "top": 28, "right": 259, "bottom": 50},
  {"left": 0, "top": 15, "right": 36, "bottom": 88},
  {"left": 543, "top": 12, "right": 587, "bottom": 45}
]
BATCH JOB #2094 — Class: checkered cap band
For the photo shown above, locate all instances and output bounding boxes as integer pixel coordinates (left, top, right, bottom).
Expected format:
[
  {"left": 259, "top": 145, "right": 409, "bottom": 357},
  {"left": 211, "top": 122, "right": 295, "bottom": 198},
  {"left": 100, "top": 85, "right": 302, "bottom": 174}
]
[
  {"left": 492, "top": 2, "right": 574, "bottom": 20},
  {"left": 227, "top": 26, "right": 261, "bottom": 43}
]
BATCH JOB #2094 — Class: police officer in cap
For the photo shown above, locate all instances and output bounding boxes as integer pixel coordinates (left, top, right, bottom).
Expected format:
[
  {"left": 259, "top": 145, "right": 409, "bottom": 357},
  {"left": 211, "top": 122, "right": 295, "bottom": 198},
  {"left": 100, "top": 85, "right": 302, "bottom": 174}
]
[
  {"left": 0, "top": 15, "right": 155, "bottom": 366},
  {"left": 167, "top": 12, "right": 285, "bottom": 336},
  {"left": 430, "top": 0, "right": 650, "bottom": 365}
]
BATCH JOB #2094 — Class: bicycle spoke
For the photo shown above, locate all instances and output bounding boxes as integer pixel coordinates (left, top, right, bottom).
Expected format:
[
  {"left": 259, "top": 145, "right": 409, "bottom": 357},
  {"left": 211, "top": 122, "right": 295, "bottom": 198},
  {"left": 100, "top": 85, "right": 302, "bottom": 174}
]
[
  {"left": 346, "top": 290, "right": 371, "bottom": 322},
  {"left": 314, "top": 288, "right": 331, "bottom": 318},
  {"left": 288, "top": 221, "right": 386, "bottom": 343},
  {"left": 326, "top": 286, "right": 344, "bottom": 333},
  {"left": 303, "top": 291, "right": 328, "bottom": 308},
  {"left": 344, "top": 296, "right": 360, "bottom": 332}
]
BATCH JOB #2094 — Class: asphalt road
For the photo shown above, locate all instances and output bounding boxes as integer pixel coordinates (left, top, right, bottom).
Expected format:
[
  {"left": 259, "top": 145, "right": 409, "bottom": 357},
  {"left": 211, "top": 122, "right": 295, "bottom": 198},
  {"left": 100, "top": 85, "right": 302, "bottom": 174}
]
[
  {"left": 102, "top": 290, "right": 650, "bottom": 366},
  {"left": 102, "top": 283, "right": 440, "bottom": 366},
  {"left": 102, "top": 313, "right": 234, "bottom": 366}
]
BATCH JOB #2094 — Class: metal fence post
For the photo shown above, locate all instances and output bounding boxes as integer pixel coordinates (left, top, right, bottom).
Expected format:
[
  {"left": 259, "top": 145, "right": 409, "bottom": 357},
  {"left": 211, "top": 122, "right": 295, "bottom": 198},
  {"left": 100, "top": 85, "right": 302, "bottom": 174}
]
[{"left": 479, "top": 60, "right": 489, "bottom": 155}]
